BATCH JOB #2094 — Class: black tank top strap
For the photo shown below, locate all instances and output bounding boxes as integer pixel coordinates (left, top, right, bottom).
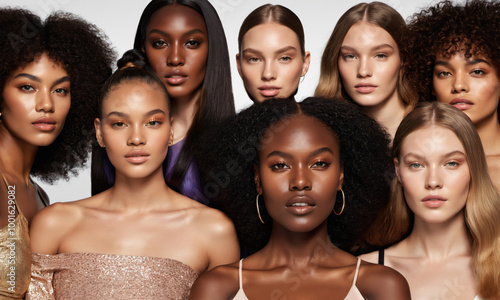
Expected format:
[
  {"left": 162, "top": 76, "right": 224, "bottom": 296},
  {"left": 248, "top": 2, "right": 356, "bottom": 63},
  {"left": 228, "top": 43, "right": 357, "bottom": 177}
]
[{"left": 378, "top": 248, "right": 385, "bottom": 265}]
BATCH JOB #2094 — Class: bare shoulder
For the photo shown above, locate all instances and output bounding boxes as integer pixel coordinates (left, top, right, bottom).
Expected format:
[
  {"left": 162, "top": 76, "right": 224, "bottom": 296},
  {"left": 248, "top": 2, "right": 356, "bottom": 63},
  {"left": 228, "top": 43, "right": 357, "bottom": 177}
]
[
  {"left": 30, "top": 196, "right": 97, "bottom": 254},
  {"left": 358, "top": 250, "right": 380, "bottom": 264},
  {"left": 191, "top": 203, "right": 236, "bottom": 237},
  {"left": 189, "top": 263, "right": 240, "bottom": 300},
  {"left": 357, "top": 260, "right": 411, "bottom": 300}
]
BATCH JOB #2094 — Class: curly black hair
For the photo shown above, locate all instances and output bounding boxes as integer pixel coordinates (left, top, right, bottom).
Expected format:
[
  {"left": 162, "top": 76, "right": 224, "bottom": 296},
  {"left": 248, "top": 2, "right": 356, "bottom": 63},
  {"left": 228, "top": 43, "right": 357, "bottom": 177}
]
[
  {"left": 0, "top": 8, "right": 115, "bottom": 182},
  {"left": 405, "top": 0, "right": 500, "bottom": 120},
  {"left": 196, "top": 97, "right": 393, "bottom": 254}
]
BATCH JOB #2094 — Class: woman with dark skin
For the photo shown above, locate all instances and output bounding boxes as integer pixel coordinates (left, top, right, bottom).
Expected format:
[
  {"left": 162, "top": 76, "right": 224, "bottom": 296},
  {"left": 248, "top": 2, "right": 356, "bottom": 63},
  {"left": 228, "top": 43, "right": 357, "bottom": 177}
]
[
  {"left": 191, "top": 98, "right": 409, "bottom": 299},
  {"left": 28, "top": 58, "right": 239, "bottom": 299},
  {"left": 405, "top": 0, "right": 500, "bottom": 191},
  {"left": 92, "top": 0, "right": 234, "bottom": 204},
  {"left": 0, "top": 8, "right": 113, "bottom": 299}
]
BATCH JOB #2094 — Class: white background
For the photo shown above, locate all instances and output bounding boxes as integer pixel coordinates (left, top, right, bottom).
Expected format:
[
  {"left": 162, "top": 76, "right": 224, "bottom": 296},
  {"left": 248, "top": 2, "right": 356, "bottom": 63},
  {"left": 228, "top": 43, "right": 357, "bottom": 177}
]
[{"left": 0, "top": 0, "right": 440, "bottom": 203}]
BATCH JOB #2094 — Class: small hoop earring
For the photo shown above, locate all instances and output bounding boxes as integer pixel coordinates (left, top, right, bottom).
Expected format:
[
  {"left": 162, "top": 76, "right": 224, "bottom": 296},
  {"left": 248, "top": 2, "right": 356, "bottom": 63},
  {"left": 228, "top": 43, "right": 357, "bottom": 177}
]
[
  {"left": 333, "top": 188, "right": 345, "bottom": 215},
  {"left": 168, "top": 131, "right": 174, "bottom": 146},
  {"left": 256, "top": 194, "right": 265, "bottom": 224}
]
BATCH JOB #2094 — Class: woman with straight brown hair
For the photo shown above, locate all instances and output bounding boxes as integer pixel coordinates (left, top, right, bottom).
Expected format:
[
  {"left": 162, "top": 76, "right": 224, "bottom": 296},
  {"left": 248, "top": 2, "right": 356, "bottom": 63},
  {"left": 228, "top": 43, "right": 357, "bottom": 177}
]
[
  {"left": 361, "top": 102, "right": 500, "bottom": 299},
  {"left": 315, "top": 2, "right": 416, "bottom": 141}
]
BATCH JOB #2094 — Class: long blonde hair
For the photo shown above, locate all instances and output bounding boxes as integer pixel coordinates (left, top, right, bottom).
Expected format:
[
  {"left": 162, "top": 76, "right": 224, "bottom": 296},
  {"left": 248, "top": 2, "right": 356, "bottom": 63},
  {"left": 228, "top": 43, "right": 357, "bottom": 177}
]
[
  {"left": 315, "top": 2, "right": 416, "bottom": 110},
  {"left": 367, "top": 102, "right": 500, "bottom": 298}
]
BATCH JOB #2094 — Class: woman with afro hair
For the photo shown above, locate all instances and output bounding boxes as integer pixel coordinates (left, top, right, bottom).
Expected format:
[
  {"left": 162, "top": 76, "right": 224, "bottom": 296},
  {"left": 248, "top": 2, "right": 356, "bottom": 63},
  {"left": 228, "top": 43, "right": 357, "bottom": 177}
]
[
  {"left": 190, "top": 97, "right": 410, "bottom": 299},
  {"left": 405, "top": 0, "right": 500, "bottom": 191},
  {"left": 0, "top": 8, "right": 114, "bottom": 299}
]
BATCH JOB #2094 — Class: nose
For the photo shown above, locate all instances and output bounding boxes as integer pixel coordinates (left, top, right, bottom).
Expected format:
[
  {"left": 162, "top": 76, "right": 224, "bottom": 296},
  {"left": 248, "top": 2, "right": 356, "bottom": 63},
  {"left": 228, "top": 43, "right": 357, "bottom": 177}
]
[
  {"left": 35, "top": 89, "right": 54, "bottom": 113},
  {"left": 167, "top": 42, "right": 184, "bottom": 66},
  {"left": 127, "top": 124, "right": 146, "bottom": 146},
  {"left": 425, "top": 165, "right": 443, "bottom": 190},
  {"left": 262, "top": 61, "right": 277, "bottom": 81},
  {"left": 452, "top": 70, "right": 469, "bottom": 93},
  {"left": 357, "top": 57, "right": 372, "bottom": 78},
  {"left": 289, "top": 164, "right": 312, "bottom": 191}
]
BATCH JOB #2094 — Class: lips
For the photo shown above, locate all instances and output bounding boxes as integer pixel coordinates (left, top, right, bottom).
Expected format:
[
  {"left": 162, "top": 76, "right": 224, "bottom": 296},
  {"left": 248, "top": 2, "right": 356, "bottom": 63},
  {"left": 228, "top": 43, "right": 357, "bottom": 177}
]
[
  {"left": 165, "top": 70, "right": 187, "bottom": 85},
  {"left": 125, "top": 149, "right": 150, "bottom": 164},
  {"left": 258, "top": 85, "right": 280, "bottom": 98},
  {"left": 286, "top": 196, "right": 316, "bottom": 215},
  {"left": 421, "top": 195, "right": 447, "bottom": 208},
  {"left": 32, "top": 117, "right": 56, "bottom": 131},
  {"left": 449, "top": 98, "right": 473, "bottom": 111},
  {"left": 354, "top": 83, "right": 377, "bottom": 93}
]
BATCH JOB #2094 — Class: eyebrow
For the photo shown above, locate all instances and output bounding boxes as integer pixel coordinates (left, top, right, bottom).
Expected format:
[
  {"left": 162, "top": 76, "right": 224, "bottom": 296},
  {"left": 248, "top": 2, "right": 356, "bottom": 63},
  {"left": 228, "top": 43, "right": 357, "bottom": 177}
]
[
  {"left": 13, "top": 73, "right": 70, "bottom": 86},
  {"left": 105, "top": 109, "right": 166, "bottom": 119},
  {"left": 242, "top": 46, "right": 298, "bottom": 56},
  {"left": 266, "top": 147, "right": 334, "bottom": 159},
  {"left": 148, "top": 28, "right": 205, "bottom": 37},
  {"left": 435, "top": 58, "right": 492, "bottom": 67},
  {"left": 403, "top": 150, "right": 466, "bottom": 160},
  {"left": 340, "top": 43, "right": 394, "bottom": 53}
]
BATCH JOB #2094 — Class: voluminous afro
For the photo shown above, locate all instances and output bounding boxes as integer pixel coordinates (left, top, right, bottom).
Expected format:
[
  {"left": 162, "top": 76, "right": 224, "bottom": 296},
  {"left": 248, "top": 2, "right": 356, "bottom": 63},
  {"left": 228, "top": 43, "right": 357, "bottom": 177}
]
[
  {"left": 0, "top": 8, "right": 115, "bottom": 182},
  {"left": 196, "top": 97, "right": 392, "bottom": 253},
  {"left": 406, "top": 0, "right": 500, "bottom": 114}
]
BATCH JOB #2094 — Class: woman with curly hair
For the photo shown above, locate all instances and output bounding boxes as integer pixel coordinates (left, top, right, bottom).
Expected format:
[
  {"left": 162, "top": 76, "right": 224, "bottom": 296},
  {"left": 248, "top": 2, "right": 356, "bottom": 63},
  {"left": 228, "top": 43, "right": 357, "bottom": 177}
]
[
  {"left": 28, "top": 56, "right": 239, "bottom": 299},
  {"left": 0, "top": 8, "right": 113, "bottom": 299},
  {"left": 190, "top": 97, "right": 410, "bottom": 299},
  {"left": 236, "top": 4, "right": 310, "bottom": 103},
  {"left": 315, "top": 2, "right": 417, "bottom": 141},
  {"left": 361, "top": 102, "right": 500, "bottom": 299},
  {"left": 92, "top": 0, "right": 235, "bottom": 205},
  {"left": 406, "top": 0, "right": 500, "bottom": 191}
]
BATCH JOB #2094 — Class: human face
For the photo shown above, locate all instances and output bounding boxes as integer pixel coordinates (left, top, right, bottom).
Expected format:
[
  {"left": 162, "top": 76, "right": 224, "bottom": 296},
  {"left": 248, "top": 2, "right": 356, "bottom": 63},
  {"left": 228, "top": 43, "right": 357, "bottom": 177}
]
[
  {"left": 143, "top": 5, "right": 208, "bottom": 103},
  {"left": 1, "top": 54, "right": 70, "bottom": 147},
  {"left": 95, "top": 81, "right": 172, "bottom": 180},
  {"left": 338, "top": 22, "right": 401, "bottom": 108},
  {"left": 237, "top": 22, "right": 310, "bottom": 103},
  {"left": 255, "top": 115, "right": 344, "bottom": 232},
  {"left": 433, "top": 52, "right": 500, "bottom": 125},
  {"left": 395, "top": 126, "right": 470, "bottom": 225}
]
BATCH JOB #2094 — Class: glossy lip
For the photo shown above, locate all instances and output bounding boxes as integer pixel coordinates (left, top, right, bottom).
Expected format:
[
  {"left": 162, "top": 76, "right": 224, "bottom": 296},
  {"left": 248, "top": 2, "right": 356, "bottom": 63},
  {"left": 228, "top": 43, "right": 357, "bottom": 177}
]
[
  {"left": 164, "top": 70, "right": 188, "bottom": 85},
  {"left": 354, "top": 82, "right": 377, "bottom": 94},
  {"left": 449, "top": 97, "right": 473, "bottom": 111},
  {"left": 124, "top": 149, "right": 150, "bottom": 164},
  {"left": 421, "top": 194, "right": 447, "bottom": 208},
  {"left": 32, "top": 117, "right": 56, "bottom": 132},
  {"left": 285, "top": 195, "right": 316, "bottom": 215},
  {"left": 258, "top": 85, "right": 281, "bottom": 98}
]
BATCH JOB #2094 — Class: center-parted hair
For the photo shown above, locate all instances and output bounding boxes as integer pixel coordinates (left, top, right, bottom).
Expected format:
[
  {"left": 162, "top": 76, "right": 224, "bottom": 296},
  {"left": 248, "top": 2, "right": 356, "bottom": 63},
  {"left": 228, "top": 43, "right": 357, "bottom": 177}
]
[
  {"left": 196, "top": 97, "right": 392, "bottom": 253},
  {"left": 366, "top": 102, "right": 500, "bottom": 299}
]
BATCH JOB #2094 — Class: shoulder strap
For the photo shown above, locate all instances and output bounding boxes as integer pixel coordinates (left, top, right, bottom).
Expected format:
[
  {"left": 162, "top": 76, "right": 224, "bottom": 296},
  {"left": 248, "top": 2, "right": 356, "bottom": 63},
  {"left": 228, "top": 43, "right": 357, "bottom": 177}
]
[
  {"left": 0, "top": 170, "right": 20, "bottom": 214},
  {"left": 238, "top": 259, "right": 244, "bottom": 289},
  {"left": 352, "top": 258, "right": 361, "bottom": 286},
  {"left": 378, "top": 248, "right": 385, "bottom": 265}
]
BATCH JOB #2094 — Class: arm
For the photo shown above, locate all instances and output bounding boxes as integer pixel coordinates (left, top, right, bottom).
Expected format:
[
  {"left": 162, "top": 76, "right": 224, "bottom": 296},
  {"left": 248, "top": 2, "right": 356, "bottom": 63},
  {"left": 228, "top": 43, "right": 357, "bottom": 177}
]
[
  {"left": 357, "top": 263, "right": 411, "bottom": 300},
  {"left": 26, "top": 254, "right": 56, "bottom": 300},
  {"left": 189, "top": 266, "right": 238, "bottom": 300}
]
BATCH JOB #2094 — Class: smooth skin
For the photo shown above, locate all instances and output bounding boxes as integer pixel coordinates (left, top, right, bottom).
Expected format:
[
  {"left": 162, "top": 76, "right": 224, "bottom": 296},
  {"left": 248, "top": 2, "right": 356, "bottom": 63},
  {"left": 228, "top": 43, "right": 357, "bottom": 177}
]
[
  {"left": 143, "top": 4, "right": 209, "bottom": 144},
  {"left": 338, "top": 21, "right": 405, "bottom": 140},
  {"left": 190, "top": 115, "right": 410, "bottom": 299},
  {"left": 361, "top": 126, "right": 476, "bottom": 299},
  {"left": 30, "top": 81, "right": 239, "bottom": 274},
  {"left": 236, "top": 22, "right": 310, "bottom": 103},
  {"left": 0, "top": 54, "right": 69, "bottom": 226},
  {"left": 433, "top": 52, "right": 500, "bottom": 191}
]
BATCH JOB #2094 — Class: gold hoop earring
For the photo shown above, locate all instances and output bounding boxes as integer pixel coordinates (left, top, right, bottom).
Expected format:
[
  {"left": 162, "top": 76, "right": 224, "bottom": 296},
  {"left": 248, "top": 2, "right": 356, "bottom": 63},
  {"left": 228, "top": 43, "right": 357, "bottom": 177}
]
[
  {"left": 333, "top": 188, "right": 345, "bottom": 215},
  {"left": 168, "top": 131, "right": 174, "bottom": 146},
  {"left": 256, "top": 194, "right": 265, "bottom": 224}
]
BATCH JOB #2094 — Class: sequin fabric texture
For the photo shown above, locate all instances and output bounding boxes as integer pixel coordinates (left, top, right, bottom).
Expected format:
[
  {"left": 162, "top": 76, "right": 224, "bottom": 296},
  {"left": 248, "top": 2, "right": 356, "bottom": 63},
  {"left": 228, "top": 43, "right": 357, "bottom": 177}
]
[{"left": 27, "top": 252, "right": 198, "bottom": 300}]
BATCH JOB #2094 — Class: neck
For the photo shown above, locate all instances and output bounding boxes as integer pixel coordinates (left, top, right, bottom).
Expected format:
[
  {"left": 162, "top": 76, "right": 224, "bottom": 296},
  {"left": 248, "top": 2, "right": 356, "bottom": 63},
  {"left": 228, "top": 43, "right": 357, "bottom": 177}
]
[
  {"left": 170, "top": 90, "right": 201, "bottom": 144},
  {"left": 474, "top": 112, "right": 500, "bottom": 156},
  {"left": 106, "top": 167, "right": 172, "bottom": 212},
  {"left": 260, "top": 221, "right": 336, "bottom": 265},
  {"left": 405, "top": 211, "right": 471, "bottom": 260},
  {"left": 361, "top": 94, "right": 406, "bottom": 141},
  {"left": 0, "top": 124, "right": 38, "bottom": 182}
]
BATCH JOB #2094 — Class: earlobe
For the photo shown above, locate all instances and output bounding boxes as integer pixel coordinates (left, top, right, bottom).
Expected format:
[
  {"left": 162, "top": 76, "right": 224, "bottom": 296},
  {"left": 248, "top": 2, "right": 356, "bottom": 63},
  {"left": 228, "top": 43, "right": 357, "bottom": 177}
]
[
  {"left": 94, "top": 118, "right": 104, "bottom": 148},
  {"left": 254, "top": 165, "right": 262, "bottom": 194},
  {"left": 301, "top": 51, "right": 311, "bottom": 76},
  {"left": 394, "top": 158, "right": 402, "bottom": 182},
  {"left": 338, "top": 168, "right": 344, "bottom": 190},
  {"left": 236, "top": 53, "right": 243, "bottom": 78}
]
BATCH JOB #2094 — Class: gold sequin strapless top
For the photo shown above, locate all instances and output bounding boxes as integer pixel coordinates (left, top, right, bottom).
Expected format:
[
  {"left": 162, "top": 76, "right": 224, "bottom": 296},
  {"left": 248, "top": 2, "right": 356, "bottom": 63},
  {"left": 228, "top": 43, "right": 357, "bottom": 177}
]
[{"left": 27, "top": 252, "right": 198, "bottom": 300}]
